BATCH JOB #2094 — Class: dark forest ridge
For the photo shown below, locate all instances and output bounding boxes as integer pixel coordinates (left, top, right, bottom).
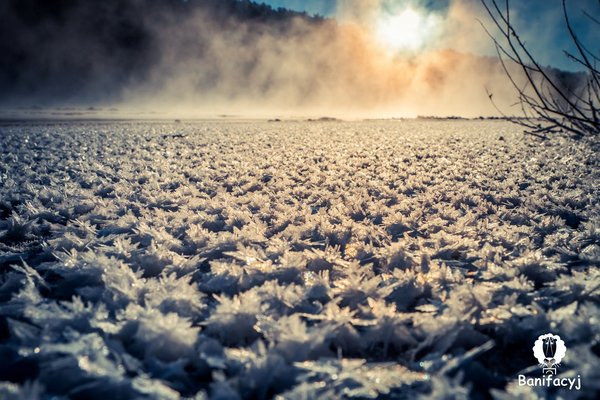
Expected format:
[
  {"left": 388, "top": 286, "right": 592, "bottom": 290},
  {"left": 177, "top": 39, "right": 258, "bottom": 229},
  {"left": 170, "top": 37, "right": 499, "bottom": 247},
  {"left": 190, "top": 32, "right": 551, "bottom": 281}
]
[{"left": 0, "top": 0, "right": 324, "bottom": 102}]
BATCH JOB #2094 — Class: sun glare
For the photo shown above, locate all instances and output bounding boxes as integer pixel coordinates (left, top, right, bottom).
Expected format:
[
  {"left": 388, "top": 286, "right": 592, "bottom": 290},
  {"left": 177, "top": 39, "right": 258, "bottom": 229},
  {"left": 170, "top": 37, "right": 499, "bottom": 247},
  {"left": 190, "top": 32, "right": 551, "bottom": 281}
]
[{"left": 375, "top": 7, "right": 439, "bottom": 52}]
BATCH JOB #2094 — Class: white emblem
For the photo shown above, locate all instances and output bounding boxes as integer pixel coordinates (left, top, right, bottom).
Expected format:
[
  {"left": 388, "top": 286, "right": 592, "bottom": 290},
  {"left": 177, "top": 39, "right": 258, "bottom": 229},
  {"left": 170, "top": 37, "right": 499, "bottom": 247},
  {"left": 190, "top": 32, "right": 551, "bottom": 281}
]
[{"left": 532, "top": 333, "right": 566, "bottom": 375}]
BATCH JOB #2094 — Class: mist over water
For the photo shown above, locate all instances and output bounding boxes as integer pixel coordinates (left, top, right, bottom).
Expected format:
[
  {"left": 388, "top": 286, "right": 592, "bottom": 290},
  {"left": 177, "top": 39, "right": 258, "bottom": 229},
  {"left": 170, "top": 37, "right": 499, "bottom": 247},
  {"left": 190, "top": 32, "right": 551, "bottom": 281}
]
[{"left": 0, "top": 0, "right": 590, "bottom": 118}]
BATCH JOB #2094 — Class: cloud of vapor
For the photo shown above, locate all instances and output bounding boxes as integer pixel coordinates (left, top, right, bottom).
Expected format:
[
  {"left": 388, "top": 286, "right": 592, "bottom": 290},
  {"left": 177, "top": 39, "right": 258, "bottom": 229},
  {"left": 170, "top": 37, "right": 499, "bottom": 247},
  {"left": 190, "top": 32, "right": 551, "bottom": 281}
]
[
  {"left": 120, "top": 0, "right": 517, "bottom": 118},
  {"left": 0, "top": 0, "right": 587, "bottom": 118},
  {"left": 146, "top": 0, "right": 528, "bottom": 117}
]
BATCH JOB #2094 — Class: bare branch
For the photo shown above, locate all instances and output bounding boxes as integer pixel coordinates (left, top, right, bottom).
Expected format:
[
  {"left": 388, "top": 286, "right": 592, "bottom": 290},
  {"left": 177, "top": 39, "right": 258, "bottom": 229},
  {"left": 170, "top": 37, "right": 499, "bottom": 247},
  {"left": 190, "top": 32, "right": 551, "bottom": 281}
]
[{"left": 480, "top": 0, "right": 599, "bottom": 139}]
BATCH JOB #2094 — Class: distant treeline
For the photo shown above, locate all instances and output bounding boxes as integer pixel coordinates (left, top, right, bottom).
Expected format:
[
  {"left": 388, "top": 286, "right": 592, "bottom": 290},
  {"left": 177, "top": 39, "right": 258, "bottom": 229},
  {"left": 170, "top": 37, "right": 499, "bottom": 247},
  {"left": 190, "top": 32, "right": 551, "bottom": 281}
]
[
  {"left": 417, "top": 115, "right": 561, "bottom": 121},
  {"left": 0, "top": 0, "right": 324, "bottom": 104}
]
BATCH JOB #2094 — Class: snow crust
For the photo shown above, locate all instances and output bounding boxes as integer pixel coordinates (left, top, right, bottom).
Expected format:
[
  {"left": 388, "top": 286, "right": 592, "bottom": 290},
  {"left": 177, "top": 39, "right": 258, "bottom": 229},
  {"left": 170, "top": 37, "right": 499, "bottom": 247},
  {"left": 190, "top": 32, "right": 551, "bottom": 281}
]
[{"left": 0, "top": 120, "right": 598, "bottom": 399}]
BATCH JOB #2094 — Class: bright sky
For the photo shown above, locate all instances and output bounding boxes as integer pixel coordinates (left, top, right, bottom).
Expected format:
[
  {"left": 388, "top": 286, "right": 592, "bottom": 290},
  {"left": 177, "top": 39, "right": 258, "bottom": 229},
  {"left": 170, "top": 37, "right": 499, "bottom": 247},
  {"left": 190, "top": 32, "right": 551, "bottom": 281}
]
[{"left": 259, "top": 0, "right": 600, "bottom": 71}]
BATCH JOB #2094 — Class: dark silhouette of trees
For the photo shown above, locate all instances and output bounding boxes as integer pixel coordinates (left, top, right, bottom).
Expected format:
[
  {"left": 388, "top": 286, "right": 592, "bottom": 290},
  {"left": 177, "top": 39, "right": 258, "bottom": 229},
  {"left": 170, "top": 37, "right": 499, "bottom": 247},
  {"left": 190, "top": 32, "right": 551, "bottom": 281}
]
[{"left": 0, "top": 0, "right": 325, "bottom": 102}]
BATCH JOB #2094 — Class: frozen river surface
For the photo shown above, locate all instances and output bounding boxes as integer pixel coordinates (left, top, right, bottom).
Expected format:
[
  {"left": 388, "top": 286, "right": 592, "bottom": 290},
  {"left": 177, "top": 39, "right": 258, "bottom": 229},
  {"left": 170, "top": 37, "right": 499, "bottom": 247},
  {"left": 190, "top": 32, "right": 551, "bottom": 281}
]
[{"left": 0, "top": 120, "right": 598, "bottom": 399}]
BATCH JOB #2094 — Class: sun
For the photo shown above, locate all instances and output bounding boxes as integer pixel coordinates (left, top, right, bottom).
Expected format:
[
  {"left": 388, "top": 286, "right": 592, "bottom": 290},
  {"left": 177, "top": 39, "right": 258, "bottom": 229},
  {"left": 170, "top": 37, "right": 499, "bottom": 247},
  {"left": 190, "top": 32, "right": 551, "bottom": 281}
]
[{"left": 375, "top": 6, "right": 439, "bottom": 52}]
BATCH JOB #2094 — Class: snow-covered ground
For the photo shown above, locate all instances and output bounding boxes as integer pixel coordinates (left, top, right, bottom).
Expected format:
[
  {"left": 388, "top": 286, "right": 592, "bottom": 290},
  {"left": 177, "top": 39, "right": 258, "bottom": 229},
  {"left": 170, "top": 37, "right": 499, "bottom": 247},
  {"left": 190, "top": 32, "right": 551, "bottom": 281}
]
[{"left": 0, "top": 120, "right": 598, "bottom": 399}]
